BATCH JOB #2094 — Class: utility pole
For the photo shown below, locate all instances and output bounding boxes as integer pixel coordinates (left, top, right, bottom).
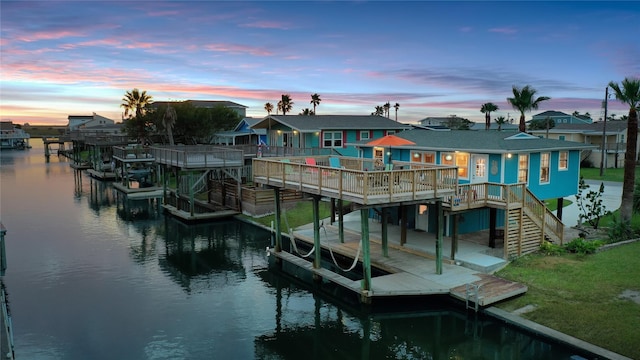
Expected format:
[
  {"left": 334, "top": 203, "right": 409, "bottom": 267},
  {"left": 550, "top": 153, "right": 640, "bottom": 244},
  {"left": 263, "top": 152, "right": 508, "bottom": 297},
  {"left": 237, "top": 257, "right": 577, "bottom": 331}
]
[{"left": 599, "top": 87, "right": 608, "bottom": 176}]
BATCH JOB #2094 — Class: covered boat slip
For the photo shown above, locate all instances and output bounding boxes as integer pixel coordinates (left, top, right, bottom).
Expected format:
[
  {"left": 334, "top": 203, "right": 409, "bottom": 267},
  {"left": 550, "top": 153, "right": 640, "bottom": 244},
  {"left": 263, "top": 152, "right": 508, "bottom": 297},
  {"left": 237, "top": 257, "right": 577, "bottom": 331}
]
[
  {"left": 271, "top": 210, "right": 527, "bottom": 308},
  {"left": 149, "top": 145, "right": 245, "bottom": 222}
]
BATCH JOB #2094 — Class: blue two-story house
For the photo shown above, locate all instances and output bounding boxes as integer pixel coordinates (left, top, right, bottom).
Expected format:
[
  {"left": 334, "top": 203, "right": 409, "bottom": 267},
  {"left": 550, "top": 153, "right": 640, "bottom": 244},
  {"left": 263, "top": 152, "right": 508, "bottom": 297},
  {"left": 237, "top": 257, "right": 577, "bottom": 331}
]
[{"left": 354, "top": 128, "right": 595, "bottom": 258}]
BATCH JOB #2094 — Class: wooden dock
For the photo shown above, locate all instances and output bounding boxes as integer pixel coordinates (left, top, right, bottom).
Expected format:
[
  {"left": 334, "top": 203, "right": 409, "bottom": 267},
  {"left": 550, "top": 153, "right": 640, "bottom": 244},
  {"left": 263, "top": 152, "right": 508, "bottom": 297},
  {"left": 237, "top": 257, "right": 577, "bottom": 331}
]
[
  {"left": 272, "top": 224, "right": 527, "bottom": 308},
  {"left": 162, "top": 204, "right": 239, "bottom": 222}
]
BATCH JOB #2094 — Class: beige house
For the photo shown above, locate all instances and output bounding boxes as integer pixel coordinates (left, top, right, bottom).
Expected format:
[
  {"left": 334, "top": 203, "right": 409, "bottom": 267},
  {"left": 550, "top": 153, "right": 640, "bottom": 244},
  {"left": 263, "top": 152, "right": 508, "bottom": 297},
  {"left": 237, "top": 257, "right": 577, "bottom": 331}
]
[{"left": 529, "top": 121, "right": 639, "bottom": 168}]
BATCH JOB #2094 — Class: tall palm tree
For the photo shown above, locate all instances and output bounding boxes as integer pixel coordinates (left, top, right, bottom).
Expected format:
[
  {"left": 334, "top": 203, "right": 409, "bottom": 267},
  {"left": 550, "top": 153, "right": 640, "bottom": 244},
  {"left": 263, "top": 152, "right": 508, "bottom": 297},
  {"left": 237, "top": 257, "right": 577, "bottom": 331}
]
[
  {"left": 162, "top": 104, "right": 177, "bottom": 146},
  {"left": 608, "top": 77, "right": 640, "bottom": 222},
  {"left": 494, "top": 116, "right": 507, "bottom": 131},
  {"left": 384, "top": 102, "right": 391, "bottom": 118},
  {"left": 480, "top": 102, "right": 499, "bottom": 130},
  {"left": 507, "top": 85, "right": 550, "bottom": 133},
  {"left": 121, "top": 88, "right": 153, "bottom": 141},
  {"left": 394, "top": 103, "right": 400, "bottom": 122},
  {"left": 264, "top": 102, "right": 274, "bottom": 115},
  {"left": 121, "top": 88, "right": 153, "bottom": 119},
  {"left": 310, "top": 93, "right": 321, "bottom": 115},
  {"left": 279, "top": 94, "right": 293, "bottom": 115}
]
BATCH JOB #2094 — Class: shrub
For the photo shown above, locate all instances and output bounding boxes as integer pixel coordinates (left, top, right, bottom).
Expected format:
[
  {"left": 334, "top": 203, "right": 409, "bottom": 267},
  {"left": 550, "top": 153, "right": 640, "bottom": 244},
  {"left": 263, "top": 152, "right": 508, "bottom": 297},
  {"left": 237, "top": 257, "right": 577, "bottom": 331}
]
[
  {"left": 564, "top": 238, "right": 603, "bottom": 255},
  {"left": 540, "top": 240, "right": 565, "bottom": 255},
  {"left": 607, "top": 217, "right": 639, "bottom": 243},
  {"left": 633, "top": 182, "right": 640, "bottom": 214}
]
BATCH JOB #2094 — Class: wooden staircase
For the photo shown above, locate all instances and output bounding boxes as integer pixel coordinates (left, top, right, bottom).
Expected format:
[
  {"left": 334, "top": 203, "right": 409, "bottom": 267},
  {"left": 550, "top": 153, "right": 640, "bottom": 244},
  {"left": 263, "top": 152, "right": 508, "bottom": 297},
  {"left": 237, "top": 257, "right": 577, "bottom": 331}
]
[{"left": 446, "top": 183, "right": 564, "bottom": 258}]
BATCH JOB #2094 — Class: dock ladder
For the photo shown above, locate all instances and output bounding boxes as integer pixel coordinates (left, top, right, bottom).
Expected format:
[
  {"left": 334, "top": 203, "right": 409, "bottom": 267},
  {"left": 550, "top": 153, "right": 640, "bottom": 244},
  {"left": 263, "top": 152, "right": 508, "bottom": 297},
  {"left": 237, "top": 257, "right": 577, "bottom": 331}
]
[{"left": 465, "top": 283, "right": 482, "bottom": 312}]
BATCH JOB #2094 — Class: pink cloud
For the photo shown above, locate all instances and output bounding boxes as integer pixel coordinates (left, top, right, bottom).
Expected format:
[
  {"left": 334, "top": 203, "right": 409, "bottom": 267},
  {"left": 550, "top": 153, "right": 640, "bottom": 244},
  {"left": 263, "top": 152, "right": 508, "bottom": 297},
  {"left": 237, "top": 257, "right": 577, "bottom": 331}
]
[
  {"left": 202, "top": 43, "right": 273, "bottom": 56},
  {"left": 17, "top": 30, "right": 85, "bottom": 42}
]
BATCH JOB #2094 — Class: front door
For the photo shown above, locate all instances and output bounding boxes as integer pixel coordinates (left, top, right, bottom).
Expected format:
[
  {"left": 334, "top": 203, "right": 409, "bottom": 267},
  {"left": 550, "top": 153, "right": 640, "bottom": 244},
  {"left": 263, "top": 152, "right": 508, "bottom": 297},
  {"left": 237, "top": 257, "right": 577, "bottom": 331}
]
[{"left": 471, "top": 154, "right": 488, "bottom": 183}]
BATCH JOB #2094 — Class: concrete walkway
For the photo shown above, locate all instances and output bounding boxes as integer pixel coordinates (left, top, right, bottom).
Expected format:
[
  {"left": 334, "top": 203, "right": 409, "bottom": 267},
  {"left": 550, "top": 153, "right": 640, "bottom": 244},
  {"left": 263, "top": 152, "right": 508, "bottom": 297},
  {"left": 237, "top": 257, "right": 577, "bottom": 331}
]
[{"left": 557, "top": 180, "right": 622, "bottom": 240}]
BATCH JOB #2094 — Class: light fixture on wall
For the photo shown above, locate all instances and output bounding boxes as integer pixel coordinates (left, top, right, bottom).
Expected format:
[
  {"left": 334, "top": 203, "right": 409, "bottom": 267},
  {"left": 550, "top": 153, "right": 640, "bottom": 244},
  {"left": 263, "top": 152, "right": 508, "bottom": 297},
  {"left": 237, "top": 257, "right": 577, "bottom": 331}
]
[
  {"left": 413, "top": 153, "right": 420, "bottom": 158},
  {"left": 507, "top": 153, "right": 513, "bottom": 159},
  {"left": 445, "top": 154, "right": 453, "bottom": 161}
]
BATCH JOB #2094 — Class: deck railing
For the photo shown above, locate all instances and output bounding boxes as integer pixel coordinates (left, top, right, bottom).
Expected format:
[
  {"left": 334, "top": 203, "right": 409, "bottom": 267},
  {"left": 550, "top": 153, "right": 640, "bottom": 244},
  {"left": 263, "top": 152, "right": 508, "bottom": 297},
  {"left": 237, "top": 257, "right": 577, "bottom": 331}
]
[
  {"left": 113, "top": 146, "right": 155, "bottom": 160},
  {"left": 252, "top": 156, "right": 458, "bottom": 205},
  {"left": 150, "top": 145, "right": 244, "bottom": 168}
]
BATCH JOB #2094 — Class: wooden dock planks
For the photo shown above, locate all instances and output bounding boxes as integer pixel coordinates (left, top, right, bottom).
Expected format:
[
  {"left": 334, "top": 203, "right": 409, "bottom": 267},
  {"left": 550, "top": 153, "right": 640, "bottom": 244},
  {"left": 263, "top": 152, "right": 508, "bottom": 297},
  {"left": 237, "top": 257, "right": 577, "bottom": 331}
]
[{"left": 276, "top": 226, "right": 527, "bottom": 307}]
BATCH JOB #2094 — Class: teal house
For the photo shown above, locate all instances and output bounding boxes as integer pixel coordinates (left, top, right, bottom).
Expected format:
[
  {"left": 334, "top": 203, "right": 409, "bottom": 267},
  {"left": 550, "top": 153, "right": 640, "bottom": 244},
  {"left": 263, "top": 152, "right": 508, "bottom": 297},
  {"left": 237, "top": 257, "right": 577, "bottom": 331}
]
[
  {"left": 250, "top": 115, "right": 410, "bottom": 157},
  {"left": 353, "top": 128, "right": 595, "bottom": 250}
]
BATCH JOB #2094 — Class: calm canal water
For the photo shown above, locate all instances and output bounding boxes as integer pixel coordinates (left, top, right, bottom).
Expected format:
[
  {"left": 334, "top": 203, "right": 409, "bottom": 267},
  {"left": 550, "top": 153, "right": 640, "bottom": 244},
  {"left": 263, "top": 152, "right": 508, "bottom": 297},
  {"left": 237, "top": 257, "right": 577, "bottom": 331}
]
[{"left": 1, "top": 140, "right": 594, "bottom": 359}]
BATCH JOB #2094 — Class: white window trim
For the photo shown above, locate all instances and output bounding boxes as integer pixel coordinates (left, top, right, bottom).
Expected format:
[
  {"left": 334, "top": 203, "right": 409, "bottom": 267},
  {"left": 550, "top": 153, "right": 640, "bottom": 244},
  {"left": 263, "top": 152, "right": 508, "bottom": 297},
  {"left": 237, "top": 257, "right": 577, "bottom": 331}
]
[
  {"left": 558, "top": 151, "right": 568, "bottom": 171},
  {"left": 322, "top": 131, "right": 343, "bottom": 148},
  {"left": 518, "top": 154, "right": 529, "bottom": 184},
  {"left": 540, "top": 152, "right": 550, "bottom": 184},
  {"left": 360, "top": 130, "right": 370, "bottom": 140}
]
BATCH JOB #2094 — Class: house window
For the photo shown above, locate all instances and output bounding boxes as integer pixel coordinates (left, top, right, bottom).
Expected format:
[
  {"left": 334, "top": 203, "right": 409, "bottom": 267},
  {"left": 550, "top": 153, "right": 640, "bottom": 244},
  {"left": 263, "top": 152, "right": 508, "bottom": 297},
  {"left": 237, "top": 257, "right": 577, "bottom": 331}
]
[
  {"left": 455, "top": 153, "right": 469, "bottom": 178},
  {"left": 518, "top": 154, "right": 528, "bottom": 183},
  {"left": 441, "top": 153, "right": 454, "bottom": 166},
  {"left": 540, "top": 153, "right": 550, "bottom": 183},
  {"left": 559, "top": 151, "right": 568, "bottom": 170},
  {"left": 323, "top": 131, "right": 342, "bottom": 148},
  {"left": 360, "top": 131, "right": 370, "bottom": 140},
  {"left": 411, "top": 151, "right": 435, "bottom": 163},
  {"left": 387, "top": 130, "right": 396, "bottom": 135},
  {"left": 559, "top": 135, "right": 565, "bottom": 141}
]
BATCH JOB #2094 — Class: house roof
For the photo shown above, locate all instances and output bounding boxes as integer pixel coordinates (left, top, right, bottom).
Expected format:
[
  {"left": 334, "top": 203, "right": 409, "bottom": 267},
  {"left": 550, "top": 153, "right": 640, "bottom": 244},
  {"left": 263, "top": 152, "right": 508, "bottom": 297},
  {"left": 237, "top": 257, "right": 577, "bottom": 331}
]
[
  {"left": 152, "top": 100, "right": 248, "bottom": 109},
  {"left": 0, "top": 121, "right": 17, "bottom": 130},
  {"left": 469, "top": 122, "right": 519, "bottom": 131},
  {"left": 530, "top": 121, "right": 634, "bottom": 135},
  {"left": 251, "top": 115, "right": 410, "bottom": 132},
  {"left": 354, "top": 129, "right": 596, "bottom": 153},
  {"left": 532, "top": 110, "right": 570, "bottom": 118}
]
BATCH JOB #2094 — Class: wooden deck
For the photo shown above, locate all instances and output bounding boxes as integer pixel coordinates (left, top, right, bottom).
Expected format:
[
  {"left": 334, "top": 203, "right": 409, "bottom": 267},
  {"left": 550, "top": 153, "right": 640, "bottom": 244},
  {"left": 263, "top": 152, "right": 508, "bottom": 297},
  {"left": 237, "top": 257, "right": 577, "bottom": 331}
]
[
  {"left": 273, "top": 224, "right": 527, "bottom": 308},
  {"left": 253, "top": 156, "right": 458, "bottom": 206},
  {"left": 150, "top": 145, "right": 244, "bottom": 169}
]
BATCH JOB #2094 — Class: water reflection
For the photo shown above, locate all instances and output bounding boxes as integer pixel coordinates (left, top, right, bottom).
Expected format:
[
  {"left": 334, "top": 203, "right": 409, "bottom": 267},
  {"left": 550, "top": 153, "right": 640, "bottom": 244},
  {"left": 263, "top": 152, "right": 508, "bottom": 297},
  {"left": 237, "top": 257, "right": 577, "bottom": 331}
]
[
  {"left": 159, "top": 220, "right": 270, "bottom": 294},
  {"left": 86, "top": 177, "right": 116, "bottom": 213},
  {"left": 115, "top": 194, "right": 161, "bottom": 222}
]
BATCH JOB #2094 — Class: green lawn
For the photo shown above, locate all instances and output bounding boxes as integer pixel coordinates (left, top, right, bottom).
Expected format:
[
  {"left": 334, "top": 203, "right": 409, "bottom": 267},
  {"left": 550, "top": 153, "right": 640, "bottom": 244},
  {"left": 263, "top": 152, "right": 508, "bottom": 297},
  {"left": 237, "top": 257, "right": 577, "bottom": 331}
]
[
  {"left": 496, "top": 241, "right": 640, "bottom": 359},
  {"left": 241, "top": 199, "right": 333, "bottom": 230},
  {"left": 580, "top": 166, "right": 640, "bottom": 182}
]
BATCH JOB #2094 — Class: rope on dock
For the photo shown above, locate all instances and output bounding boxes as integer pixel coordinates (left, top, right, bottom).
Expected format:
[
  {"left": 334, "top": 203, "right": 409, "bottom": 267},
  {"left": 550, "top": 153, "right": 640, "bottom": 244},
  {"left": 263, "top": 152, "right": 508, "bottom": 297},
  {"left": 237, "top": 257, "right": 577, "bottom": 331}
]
[
  {"left": 288, "top": 229, "right": 315, "bottom": 258},
  {"left": 323, "top": 224, "right": 362, "bottom": 272}
]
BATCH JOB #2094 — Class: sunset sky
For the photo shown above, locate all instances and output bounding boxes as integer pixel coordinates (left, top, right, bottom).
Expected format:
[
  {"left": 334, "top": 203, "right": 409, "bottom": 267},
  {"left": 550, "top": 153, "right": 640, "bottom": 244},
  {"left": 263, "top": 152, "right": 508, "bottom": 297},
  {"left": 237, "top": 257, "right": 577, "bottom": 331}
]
[{"left": 1, "top": 1, "right": 638, "bottom": 126}]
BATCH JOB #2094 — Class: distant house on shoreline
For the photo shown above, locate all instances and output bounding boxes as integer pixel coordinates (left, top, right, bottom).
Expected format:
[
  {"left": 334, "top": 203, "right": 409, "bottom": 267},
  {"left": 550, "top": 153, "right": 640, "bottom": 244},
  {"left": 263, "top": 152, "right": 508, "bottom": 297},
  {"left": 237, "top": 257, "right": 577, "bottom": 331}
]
[
  {"left": 152, "top": 100, "right": 248, "bottom": 118},
  {"left": 530, "top": 110, "right": 592, "bottom": 125},
  {"left": 67, "top": 113, "right": 116, "bottom": 131}
]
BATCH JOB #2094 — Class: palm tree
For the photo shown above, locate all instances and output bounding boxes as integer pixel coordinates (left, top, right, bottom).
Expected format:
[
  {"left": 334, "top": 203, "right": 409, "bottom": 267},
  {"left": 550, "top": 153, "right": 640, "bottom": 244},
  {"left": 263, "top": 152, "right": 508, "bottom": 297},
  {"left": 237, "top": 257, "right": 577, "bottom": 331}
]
[
  {"left": 372, "top": 105, "right": 384, "bottom": 116},
  {"left": 162, "top": 104, "right": 177, "bottom": 146},
  {"left": 608, "top": 77, "right": 640, "bottom": 222},
  {"left": 121, "top": 88, "right": 153, "bottom": 119},
  {"left": 121, "top": 88, "right": 153, "bottom": 141},
  {"left": 310, "top": 93, "right": 321, "bottom": 115},
  {"left": 384, "top": 102, "right": 391, "bottom": 118},
  {"left": 480, "top": 102, "right": 499, "bottom": 130},
  {"left": 264, "top": 102, "right": 274, "bottom": 115},
  {"left": 299, "top": 108, "right": 314, "bottom": 115},
  {"left": 494, "top": 116, "right": 507, "bottom": 131},
  {"left": 507, "top": 85, "right": 550, "bottom": 133},
  {"left": 279, "top": 94, "right": 293, "bottom": 115},
  {"left": 394, "top": 103, "right": 400, "bottom": 122}
]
